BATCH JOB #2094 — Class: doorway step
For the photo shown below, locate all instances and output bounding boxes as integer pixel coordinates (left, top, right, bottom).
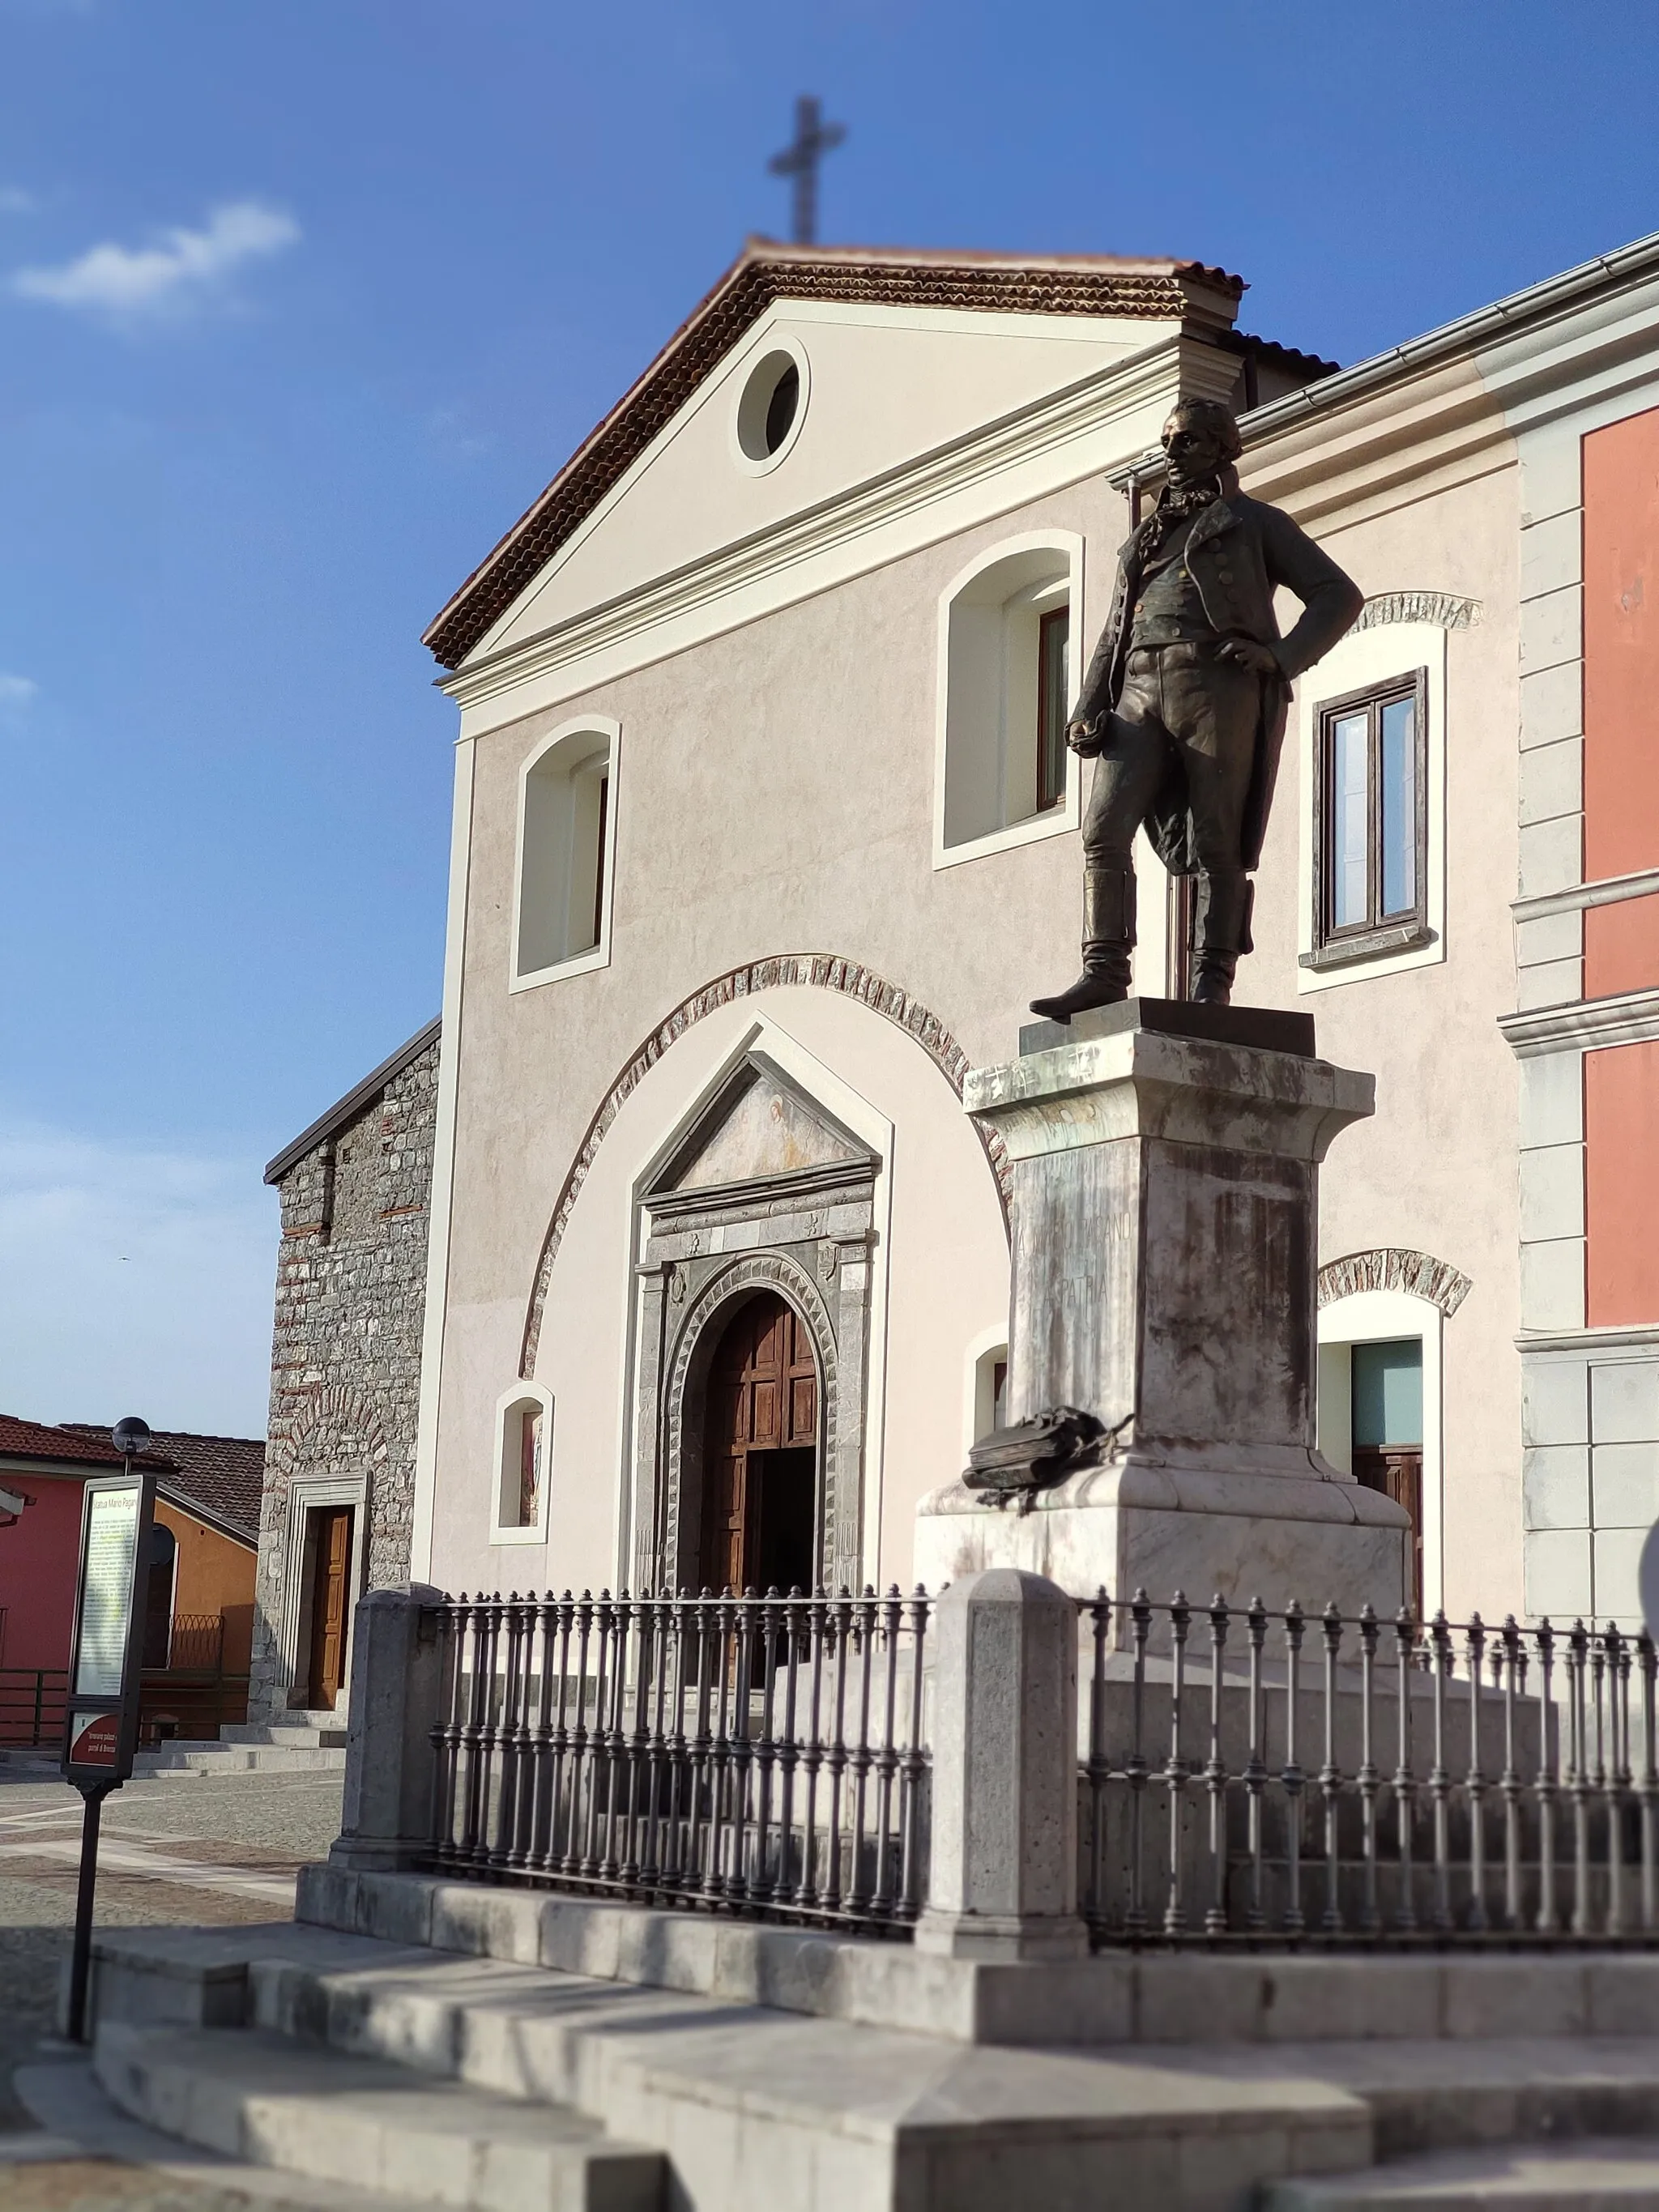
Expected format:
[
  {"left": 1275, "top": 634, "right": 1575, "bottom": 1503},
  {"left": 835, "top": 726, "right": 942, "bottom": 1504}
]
[
  {"left": 63, "top": 1915, "right": 1659, "bottom": 2211},
  {"left": 133, "top": 1719, "right": 348, "bottom": 1776}
]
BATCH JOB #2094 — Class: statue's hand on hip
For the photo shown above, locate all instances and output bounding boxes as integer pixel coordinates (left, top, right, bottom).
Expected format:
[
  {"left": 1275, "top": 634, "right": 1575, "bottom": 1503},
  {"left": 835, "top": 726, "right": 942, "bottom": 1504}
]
[
  {"left": 1216, "top": 637, "right": 1282, "bottom": 678},
  {"left": 1067, "top": 716, "right": 1107, "bottom": 757}
]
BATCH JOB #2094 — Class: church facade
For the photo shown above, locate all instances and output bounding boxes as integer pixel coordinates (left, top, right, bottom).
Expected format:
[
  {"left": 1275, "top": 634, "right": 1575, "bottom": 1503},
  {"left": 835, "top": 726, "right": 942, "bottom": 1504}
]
[{"left": 405, "top": 235, "right": 1659, "bottom": 1630}]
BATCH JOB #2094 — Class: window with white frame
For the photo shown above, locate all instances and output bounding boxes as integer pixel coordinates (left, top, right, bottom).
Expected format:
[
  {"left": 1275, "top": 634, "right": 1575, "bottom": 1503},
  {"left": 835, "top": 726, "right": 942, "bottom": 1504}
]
[
  {"left": 1311, "top": 670, "right": 1429, "bottom": 962},
  {"left": 938, "top": 542, "right": 1078, "bottom": 859},
  {"left": 492, "top": 1385, "right": 554, "bottom": 1543},
  {"left": 1294, "top": 614, "right": 1454, "bottom": 991},
  {"left": 514, "top": 722, "right": 618, "bottom": 986}
]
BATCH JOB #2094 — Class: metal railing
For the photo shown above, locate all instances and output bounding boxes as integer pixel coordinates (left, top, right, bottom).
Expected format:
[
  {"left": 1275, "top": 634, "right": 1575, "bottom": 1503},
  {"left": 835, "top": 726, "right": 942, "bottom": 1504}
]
[
  {"left": 1081, "top": 1590, "right": 1659, "bottom": 1946},
  {"left": 0, "top": 1667, "right": 67, "bottom": 1748},
  {"left": 139, "top": 1613, "right": 249, "bottom": 1743},
  {"left": 426, "top": 1588, "right": 932, "bottom": 1934}
]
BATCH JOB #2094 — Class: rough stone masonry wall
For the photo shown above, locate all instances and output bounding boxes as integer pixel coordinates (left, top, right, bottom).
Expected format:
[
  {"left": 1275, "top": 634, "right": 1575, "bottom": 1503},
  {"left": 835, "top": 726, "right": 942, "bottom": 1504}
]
[{"left": 248, "top": 1038, "right": 438, "bottom": 1720}]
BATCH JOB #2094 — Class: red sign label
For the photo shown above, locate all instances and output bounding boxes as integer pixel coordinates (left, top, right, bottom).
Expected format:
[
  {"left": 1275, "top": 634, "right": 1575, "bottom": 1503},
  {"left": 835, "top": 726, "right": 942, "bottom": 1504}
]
[{"left": 69, "top": 1712, "right": 118, "bottom": 1767}]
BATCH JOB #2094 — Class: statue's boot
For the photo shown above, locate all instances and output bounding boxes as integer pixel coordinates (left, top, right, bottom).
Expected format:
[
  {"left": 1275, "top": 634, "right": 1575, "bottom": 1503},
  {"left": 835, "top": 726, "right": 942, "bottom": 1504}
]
[
  {"left": 1189, "top": 869, "right": 1250, "bottom": 1007},
  {"left": 1030, "top": 866, "right": 1136, "bottom": 1021}
]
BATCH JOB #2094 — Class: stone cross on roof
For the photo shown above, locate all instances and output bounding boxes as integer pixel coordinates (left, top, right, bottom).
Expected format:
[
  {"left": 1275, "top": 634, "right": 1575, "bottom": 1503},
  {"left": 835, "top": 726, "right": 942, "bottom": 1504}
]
[{"left": 768, "top": 95, "right": 846, "bottom": 246}]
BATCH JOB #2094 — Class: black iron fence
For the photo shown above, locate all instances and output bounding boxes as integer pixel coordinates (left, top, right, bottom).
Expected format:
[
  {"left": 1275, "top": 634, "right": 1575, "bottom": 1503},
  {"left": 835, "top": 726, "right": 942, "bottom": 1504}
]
[
  {"left": 0, "top": 1667, "right": 66, "bottom": 1748},
  {"left": 1081, "top": 1590, "right": 1659, "bottom": 1946},
  {"left": 426, "top": 1588, "right": 932, "bottom": 1934}
]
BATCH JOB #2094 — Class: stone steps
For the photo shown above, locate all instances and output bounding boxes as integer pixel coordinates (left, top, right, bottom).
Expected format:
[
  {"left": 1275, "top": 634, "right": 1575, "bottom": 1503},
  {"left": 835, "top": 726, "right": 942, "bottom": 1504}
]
[
  {"left": 93, "top": 2021, "right": 665, "bottom": 2211},
  {"left": 298, "top": 1863, "right": 1659, "bottom": 2049},
  {"left": 1265, "top": 2138, "right": 1659, "bottom": 2209},
  {"left": 224, "top": 1720, "right": 351, "bottom": 1747},
  {"left": 134, "top": 1741, "right": 348, "bottom": 1775},
  {"left": 81, "top": 1916, "right": 1659, "bottom": 2210},
  {"left": 87, "top": 1925, "right": 1381, "bottom": 2210}
]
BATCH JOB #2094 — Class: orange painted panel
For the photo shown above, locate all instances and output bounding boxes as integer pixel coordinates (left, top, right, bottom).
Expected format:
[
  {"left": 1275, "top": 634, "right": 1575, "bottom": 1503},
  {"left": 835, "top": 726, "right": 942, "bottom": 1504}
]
[
  {"left": 1586, "top": 1041, "right": 1659, "bottom": 1324},
  {"left": 1584, "top": 409, "right": 1659, "bottom": 880},
  {"left": 1584, "top": 893, "right": 1659, "bottom": 999}
]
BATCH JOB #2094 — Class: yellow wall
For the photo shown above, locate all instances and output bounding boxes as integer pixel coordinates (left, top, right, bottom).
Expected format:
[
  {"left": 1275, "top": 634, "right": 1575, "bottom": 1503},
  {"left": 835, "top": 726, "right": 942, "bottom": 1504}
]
[{"left": 154, "top": 1499, "right": 256, "bottom": 1672}]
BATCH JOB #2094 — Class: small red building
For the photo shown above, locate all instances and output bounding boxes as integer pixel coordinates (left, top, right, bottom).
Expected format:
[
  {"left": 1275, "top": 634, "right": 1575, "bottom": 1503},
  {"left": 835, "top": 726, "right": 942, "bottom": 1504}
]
[{"left": 0, "top": 1415, "right": 263, "bottom": 1746}]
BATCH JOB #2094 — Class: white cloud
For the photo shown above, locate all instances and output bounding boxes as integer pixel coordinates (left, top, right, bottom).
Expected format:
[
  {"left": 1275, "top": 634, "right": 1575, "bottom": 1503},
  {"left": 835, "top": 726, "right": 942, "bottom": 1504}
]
[
  {"left": 12, "top": 199, "right": 299, "bottom": 318},
  {"left": 0, "top": 672, "right": 37, "bottom": 710},
  {"left": 0, "top": 1110, "right": 277, "bottom": 1436}
]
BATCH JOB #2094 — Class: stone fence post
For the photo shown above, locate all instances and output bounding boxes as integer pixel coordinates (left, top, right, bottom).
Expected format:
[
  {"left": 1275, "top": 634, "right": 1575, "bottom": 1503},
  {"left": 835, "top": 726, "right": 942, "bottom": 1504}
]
[
  {"left": 328, "top": 1583, "right": 446, "bottom": 1873},
  {"left": 915, "top": 1567, "right": 1087, "bottom": 1961}
]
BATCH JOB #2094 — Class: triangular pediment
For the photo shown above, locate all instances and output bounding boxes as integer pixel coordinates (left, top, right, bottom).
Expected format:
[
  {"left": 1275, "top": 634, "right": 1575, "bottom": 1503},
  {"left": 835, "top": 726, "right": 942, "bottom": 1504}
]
[
  {"left": 426, "top": 245, "right": 1252, "bottom": 672},
  {"left": 653, "top": 1057, "right": 871, "bottom": 1197}
]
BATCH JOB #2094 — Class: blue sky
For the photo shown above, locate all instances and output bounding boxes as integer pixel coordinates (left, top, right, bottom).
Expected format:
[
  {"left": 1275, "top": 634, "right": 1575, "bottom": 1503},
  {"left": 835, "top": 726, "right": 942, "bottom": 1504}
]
[{"left": 1, "top": 0, "right": 1654, "bottom": 1436}]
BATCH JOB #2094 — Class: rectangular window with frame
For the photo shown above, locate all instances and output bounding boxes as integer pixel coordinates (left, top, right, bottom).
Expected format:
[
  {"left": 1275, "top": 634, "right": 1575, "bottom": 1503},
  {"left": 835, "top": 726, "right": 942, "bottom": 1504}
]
[
  {"left": 1036, "top": 604, "right": 1070, "bottom": 813},
  {"left": 1310, "top": 668, "right": 1430, "bottom": 965}
]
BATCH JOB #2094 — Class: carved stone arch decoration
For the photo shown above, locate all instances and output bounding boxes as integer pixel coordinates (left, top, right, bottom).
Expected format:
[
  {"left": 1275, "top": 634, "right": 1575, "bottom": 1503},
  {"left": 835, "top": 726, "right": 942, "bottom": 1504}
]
[
  {"left": 1318, "top": 1247, "right": 1472, "bottom": 1317},
  {"left": 1352, "top": 591, "right": 1482, "bottom": 634},
  {"left": 650, "top": 1250, "right": 847, "bottom": 1597},
  {"left": 520, "top": 953, "right": 1006, "bottom": 1379}
]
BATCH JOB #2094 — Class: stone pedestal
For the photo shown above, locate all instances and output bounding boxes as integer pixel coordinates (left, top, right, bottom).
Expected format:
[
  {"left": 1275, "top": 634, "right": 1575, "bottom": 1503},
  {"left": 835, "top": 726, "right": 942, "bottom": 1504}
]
[{"left": 915, "top": 999, "right": 1408, "bottom": 1618}]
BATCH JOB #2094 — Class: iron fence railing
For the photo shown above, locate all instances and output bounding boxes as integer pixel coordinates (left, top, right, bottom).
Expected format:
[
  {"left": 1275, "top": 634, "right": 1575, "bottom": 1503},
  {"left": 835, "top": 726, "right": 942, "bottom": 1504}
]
[
  {"left": 1080, "top": 1590, "right": 1659, "bottom": 1947},
  {"left": 0, "top": 1667, "right": 67, "bottom": 1748},
  {"left": 426, "top": 1588, "right": 932, "bottom": 1935}
]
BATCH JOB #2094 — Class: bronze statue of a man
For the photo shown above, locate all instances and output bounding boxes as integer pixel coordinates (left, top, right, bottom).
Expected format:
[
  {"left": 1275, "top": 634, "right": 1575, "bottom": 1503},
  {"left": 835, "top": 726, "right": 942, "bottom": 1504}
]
[{"left": 1031, "top": 396, "right": 1363, "bottom": 1016}]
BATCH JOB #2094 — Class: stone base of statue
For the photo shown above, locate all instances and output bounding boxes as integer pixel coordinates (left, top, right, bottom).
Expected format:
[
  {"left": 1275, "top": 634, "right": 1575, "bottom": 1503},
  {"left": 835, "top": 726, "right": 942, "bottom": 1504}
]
[{"left": 914, "top": 999, "right": 1408, "bottom": 1626}]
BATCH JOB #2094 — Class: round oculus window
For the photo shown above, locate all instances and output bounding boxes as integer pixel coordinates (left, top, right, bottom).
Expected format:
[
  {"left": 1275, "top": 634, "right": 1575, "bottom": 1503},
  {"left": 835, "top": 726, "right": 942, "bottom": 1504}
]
[{"left": 736, "top": 347, "right": 806, "bottom": 466}]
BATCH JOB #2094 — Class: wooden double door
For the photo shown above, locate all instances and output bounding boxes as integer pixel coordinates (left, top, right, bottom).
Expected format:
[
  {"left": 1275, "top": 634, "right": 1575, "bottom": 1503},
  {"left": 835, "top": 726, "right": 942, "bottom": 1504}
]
[{"left": 699, "top": 1293, "right": 819, "bottom": 1597}]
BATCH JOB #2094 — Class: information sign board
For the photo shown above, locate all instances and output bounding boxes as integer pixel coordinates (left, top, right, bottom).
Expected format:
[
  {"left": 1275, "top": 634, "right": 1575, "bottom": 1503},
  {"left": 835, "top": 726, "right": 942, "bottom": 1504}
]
[{"left": 62, "top": 1471, "right": 155, "bottom": 1786}]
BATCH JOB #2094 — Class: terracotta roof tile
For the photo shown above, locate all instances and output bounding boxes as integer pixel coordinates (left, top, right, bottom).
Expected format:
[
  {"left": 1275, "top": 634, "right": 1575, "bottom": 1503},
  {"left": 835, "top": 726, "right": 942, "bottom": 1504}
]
[
  {"left": 423, "top": 239, "right": 1247, "bottom": 671},
  {"left": 61, "top": 1425, "right": 263, "bottom": 1544},
  {"left": 0, "top": 1413, "right": 174, "bottom": 1471}
]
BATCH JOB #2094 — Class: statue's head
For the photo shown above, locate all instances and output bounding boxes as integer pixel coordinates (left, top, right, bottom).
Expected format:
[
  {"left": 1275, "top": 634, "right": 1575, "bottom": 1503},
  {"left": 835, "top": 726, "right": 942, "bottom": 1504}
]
[{"left": 1160, "top": 398, "right": 1242, "bottom": 493}]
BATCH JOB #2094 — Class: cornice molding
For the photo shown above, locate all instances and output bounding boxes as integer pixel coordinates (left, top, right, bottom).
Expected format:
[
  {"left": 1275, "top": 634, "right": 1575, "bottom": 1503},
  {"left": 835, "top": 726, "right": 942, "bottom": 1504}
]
[
  {"left": 1499, "top": 986, "right": 1659, "bottom": 1058},
  {"left": 1518, "top": 1323, "right": 1659, "bottom": 1357},
  {"left": 442, "top": 335, "right": 1191, "bottom": 724},
  {"left": 1513, "top": 866, "right": 1659, "bottom": 927}
]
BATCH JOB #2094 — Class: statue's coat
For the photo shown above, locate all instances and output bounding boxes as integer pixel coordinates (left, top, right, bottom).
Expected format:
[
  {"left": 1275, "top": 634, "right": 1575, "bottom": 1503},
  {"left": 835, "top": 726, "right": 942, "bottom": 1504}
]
[{"left": 1073, "top": 466, "right": 1364, "bottom": 874}]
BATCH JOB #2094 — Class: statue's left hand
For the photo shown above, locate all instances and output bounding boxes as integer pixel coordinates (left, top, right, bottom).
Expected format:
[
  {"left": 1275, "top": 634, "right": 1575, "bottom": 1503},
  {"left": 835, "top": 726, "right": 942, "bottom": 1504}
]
[{"left": 1217, "top": 637, "right": 1282, "bottom": 677}]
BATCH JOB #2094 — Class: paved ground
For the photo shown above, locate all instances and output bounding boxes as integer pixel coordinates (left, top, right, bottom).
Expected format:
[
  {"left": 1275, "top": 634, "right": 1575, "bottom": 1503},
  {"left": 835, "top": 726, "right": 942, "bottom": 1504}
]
[{"left": 0, "top": 1760, "right": 343, "bottom": 2208}]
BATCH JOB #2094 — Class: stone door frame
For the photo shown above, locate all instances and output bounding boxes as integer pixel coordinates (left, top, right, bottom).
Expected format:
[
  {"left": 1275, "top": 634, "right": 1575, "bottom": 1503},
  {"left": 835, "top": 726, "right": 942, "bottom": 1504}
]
[
  {"left": 276, "top": 1472, "right": 369, "bottom": 1714},
  {"left": 627, "top": 1084, "right": 878, "bottom": 1594}
]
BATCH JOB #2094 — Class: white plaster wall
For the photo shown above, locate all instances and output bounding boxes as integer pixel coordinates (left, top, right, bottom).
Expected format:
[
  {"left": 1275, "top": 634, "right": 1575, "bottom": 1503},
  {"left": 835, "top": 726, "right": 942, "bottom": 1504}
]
[
  {"left": 427, "top": 474, "right": 1128, "bottom": 1604},
  {"left": 1245, "top": 459, "right": 1524, "bottom": 1621},
  {"left": 424, "top": 370, "right": 1529, "bottom": 1624},
  {"left": 425, "top": 986, "right": 1008, "bottom": 1600}
]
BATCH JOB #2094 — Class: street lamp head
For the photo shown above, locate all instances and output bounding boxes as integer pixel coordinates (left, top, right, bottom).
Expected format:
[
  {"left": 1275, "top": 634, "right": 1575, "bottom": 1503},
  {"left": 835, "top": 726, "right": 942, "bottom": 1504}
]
[{"left": 112, "top": 1417, "right": 151, "bottom": 1460}]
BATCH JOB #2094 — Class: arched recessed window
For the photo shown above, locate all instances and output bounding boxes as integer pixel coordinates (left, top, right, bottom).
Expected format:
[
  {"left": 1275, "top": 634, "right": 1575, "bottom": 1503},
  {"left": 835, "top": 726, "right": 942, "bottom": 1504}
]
[
  {"left": 492, "top": 1384, "right": 553, "bottom": 1544},
  {"left": 513, "top": 720, "right": 620, "bottom": 988},
  {"left": 936, "top": 537, "right": 1081, "bottom": 866},
  {"left": 142, "top": 1522, "right": 177, "bottom": 1668}
]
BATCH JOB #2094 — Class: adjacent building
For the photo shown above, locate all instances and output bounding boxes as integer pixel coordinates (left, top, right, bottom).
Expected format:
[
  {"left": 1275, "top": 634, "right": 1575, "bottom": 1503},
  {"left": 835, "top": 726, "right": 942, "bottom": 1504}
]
[
  {"left": 321, "top": 230, "right": 1659, "bottom": 1633},
  {"left": 0, "top": 1414, "right": 262, "bottom": 1743},
  {"left": 249, "top": 1018, "right": 438, "bottom": 1720}
]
